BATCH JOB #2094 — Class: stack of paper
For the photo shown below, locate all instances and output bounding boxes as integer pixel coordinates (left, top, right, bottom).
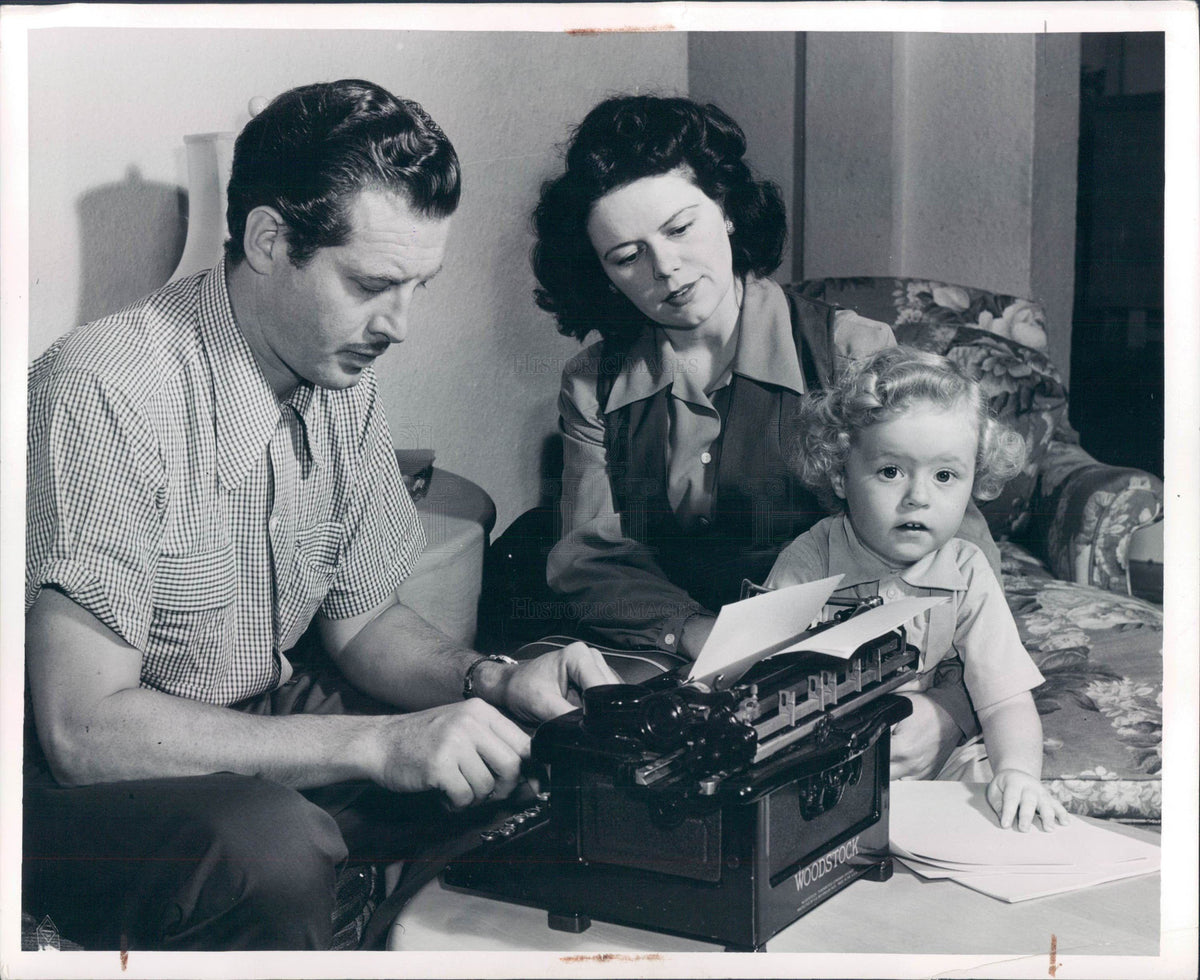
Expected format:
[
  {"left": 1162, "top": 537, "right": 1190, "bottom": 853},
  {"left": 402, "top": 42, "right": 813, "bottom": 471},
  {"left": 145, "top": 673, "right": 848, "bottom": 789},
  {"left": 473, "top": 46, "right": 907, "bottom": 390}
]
[{"left": 889, "top": 781, "right": 1160, "bottom": 902}]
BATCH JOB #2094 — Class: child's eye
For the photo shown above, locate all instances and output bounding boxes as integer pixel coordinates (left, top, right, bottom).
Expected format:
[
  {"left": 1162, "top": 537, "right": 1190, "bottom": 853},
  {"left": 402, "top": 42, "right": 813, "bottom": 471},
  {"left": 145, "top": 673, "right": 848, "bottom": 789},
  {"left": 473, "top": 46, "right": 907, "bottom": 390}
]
[
  {"left": 935, "top": 469, "right": 957, "bottom": 483},
  {"left": 878, "top": 465, "right": 900, "bottom": 480}
]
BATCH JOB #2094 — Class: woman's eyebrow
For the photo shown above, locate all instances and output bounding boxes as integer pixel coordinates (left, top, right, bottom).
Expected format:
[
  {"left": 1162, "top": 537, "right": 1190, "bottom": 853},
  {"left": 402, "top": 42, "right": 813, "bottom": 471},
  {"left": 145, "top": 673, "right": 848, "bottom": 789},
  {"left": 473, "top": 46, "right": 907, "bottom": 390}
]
[
  {"left": 602, "top": 205, "right": 699, "bottom": 260},
  {"left": 657, "top": 204, "right": 698, "bottom": 231}
]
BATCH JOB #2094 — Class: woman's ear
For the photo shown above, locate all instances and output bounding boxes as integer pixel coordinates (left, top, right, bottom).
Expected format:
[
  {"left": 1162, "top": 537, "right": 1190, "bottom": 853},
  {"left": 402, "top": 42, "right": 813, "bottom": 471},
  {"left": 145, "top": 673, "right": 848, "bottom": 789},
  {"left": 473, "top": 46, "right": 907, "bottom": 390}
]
[{"left": 241, "top": 206, "right": 287, "bottom": 275}]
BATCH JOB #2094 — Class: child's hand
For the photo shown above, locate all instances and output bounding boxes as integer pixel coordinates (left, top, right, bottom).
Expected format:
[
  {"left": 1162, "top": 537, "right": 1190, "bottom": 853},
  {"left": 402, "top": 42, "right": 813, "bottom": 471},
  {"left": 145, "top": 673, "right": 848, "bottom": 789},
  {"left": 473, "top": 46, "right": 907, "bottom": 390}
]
[{"left": 986, "top": 768, "right": 1072, "bottom": 831}]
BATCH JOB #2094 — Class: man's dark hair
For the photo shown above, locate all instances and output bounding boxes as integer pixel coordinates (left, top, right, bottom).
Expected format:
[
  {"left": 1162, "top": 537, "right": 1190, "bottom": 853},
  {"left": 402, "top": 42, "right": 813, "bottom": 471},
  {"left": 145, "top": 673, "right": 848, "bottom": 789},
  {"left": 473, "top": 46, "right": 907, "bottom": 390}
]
[
  {"left": 531, "top": 94, "right": 787, "bottom": 346},
  {"left": 225, "top": 79, "right": 461, "bottom": 266}
]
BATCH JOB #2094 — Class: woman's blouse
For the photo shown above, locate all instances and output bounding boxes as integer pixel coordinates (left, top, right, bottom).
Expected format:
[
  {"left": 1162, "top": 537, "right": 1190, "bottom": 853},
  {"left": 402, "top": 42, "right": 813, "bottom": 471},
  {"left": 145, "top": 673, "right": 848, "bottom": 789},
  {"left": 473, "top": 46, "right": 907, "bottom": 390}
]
[{"left": 547, "top": 276, "right": 898, "bottom": 653}]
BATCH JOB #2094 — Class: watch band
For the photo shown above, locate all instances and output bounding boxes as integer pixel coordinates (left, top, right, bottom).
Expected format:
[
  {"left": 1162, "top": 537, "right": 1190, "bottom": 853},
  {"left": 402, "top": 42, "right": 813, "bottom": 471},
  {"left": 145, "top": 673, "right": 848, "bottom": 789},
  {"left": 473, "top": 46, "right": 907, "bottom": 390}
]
[{"left": 462, "top": 654, "right": 517, "bottom": 700}]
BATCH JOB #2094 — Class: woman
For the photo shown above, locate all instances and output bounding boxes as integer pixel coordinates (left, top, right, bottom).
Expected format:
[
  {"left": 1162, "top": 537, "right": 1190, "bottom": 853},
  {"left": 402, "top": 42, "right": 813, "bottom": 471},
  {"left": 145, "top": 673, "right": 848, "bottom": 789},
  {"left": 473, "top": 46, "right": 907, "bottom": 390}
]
[{"left": 531, "top": 96, "right": 999, "bottom": 777}]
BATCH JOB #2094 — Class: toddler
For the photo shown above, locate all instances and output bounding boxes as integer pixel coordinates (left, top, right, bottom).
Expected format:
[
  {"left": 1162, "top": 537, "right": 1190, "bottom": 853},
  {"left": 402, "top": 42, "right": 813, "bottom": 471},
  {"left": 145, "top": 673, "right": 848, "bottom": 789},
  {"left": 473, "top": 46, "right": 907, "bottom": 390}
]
[{"left": 766, "top": 346, "right": 1069, "bottom": 832}]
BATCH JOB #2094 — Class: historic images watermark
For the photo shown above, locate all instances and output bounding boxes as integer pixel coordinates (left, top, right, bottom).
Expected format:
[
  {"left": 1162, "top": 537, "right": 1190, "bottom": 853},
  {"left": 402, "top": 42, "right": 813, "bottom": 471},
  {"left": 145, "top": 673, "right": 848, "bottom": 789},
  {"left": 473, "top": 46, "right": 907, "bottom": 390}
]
[
  {"left": 513, "top": 351, "right": 702, "bottom": 378},
  {"left": 505, "top": 595, "right": 691, "bottom": 625}
]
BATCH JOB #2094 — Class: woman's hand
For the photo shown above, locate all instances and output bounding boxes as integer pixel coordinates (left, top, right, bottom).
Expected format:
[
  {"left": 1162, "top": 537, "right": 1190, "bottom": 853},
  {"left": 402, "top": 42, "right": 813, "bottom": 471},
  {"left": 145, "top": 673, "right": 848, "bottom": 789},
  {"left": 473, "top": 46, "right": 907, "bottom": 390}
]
[
  {"left": 478, "top": 641, "right": 621, "bottom": 724},
  {"left": 678, "top": 613, "right": 717, "bottom": 660},
  {"left": 986, "top": 768, "right": 1072, "bottom": 832}
]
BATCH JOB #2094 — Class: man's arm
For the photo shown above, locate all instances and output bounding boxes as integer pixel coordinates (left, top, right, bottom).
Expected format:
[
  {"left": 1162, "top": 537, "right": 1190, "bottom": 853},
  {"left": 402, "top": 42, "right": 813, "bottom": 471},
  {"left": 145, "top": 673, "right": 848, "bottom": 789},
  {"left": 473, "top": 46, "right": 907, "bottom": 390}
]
[
  {"left": 320, "top": 594, "right": 621, "bottom": 724},
  {"left": 27, "top": 588, "right": 530, "bottom": 807}
]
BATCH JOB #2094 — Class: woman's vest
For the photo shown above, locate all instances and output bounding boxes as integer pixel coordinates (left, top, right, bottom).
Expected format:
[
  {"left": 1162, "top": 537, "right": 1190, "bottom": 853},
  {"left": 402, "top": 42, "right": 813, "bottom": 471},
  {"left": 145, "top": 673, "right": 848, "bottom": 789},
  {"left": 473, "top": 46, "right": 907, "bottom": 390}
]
[{"left": 596, "top": 288, "right": 843, "bottom": 613}]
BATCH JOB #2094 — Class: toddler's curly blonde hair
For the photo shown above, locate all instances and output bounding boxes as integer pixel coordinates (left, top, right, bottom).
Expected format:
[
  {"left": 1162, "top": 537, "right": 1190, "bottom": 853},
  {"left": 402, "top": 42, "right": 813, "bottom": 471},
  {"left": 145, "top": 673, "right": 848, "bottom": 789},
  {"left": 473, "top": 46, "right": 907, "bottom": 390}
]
[{"left": 789, "top": 345, "right": 1027, "bottom": 511}]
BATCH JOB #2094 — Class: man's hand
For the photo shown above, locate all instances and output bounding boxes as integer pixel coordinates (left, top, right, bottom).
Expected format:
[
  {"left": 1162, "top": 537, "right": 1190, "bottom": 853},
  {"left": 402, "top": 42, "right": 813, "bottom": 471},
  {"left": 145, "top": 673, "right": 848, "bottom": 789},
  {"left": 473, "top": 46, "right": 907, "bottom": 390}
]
[
  {"left": 371, "top": 699, "right": 531, "bottom": 809},
  {"left": 479, "top": 641, "right": 621, "bottom": 725},
  {"left": 986, "top": 768, "right": 1072, "bottom": 832},
  {"left": 890, "top": 692, "right": 962, "bottom": 780}
]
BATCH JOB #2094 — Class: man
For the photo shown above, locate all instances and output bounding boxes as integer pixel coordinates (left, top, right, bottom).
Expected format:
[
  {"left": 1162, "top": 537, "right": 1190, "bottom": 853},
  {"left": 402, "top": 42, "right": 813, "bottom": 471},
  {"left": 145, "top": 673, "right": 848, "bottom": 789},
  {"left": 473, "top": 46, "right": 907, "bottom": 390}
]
[{"left": 24, "top": 78, "right": 618, "bottom": 950}]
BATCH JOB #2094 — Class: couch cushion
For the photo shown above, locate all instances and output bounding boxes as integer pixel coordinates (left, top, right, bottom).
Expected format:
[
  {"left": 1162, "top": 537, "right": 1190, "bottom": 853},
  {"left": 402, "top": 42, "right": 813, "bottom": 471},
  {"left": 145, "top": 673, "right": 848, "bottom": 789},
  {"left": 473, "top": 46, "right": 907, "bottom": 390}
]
[
  {"left": 1000, "top": 541, "right": 1162, "bottom": 822},
  {"left": 796, "top": 277, "right": 1073, "bottom": 539}
]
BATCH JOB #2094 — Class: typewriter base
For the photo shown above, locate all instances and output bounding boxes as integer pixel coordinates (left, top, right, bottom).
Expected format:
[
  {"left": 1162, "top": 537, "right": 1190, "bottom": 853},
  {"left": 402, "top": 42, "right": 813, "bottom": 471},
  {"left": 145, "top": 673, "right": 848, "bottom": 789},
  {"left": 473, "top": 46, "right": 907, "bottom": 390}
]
[
  {"left": 444, "top": 718, "right": 900, "bottom": 951},
  {"left": 540, "top": 855, "right": 894, "bottom": 952}
]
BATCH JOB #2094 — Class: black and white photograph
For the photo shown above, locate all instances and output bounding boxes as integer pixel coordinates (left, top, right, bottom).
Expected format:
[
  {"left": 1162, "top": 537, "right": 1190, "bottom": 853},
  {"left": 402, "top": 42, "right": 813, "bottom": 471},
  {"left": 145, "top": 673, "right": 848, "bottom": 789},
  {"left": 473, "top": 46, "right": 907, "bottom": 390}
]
[{"left": 1, "top": 3, "right": 1196, "bottom": 978}]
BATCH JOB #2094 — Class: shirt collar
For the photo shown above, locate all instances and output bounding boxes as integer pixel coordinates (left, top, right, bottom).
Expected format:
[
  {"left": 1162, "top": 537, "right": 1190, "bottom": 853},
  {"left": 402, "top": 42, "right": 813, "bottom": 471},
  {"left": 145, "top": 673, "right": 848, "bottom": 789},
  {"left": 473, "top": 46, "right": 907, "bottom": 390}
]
[
  {"left": 201, "top": 260, "right": 320, "bottom": 489},
  {"left": 828, "top": 514, "right": 969, "bottom": 592},
  {"left": 601, "top": 276, "right": 806, "bottom": 413},
  {"left": 728, "top": 276, "right": 806, "bottom": 394}
]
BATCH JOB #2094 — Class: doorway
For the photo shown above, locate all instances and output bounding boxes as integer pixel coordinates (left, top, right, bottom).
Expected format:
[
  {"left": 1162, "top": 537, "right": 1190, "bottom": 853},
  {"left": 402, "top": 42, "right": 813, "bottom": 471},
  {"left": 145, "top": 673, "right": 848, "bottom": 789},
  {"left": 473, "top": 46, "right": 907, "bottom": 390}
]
[{"left": 1069, "top": 33, "right": 1165, "bottom": 479}]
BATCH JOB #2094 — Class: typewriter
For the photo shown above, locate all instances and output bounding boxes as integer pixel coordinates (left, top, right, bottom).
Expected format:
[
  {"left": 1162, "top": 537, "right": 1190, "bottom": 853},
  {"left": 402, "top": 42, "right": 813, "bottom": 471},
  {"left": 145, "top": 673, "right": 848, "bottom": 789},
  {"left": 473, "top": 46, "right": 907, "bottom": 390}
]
[{"left": 443, "top": 578, "right": 934, "bottom": 950}]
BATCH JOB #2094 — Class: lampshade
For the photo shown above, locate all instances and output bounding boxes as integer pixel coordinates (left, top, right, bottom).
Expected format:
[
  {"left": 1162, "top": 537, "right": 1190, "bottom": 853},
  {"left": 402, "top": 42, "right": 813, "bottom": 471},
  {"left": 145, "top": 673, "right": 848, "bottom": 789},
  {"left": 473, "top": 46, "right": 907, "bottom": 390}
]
[{"left": 169, "top": 132, "right": 235, "bottom": 282}]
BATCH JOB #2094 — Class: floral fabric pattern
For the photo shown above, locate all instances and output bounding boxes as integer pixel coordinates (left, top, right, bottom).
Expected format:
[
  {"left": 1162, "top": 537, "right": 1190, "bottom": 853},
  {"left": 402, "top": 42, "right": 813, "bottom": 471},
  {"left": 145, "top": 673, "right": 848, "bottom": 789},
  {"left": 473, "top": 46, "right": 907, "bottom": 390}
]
[
  {"left": 794, "top": 278, "right": 1165, "bottom": 821},
  {"left": 1037, "top": 460, "right": 1163, "bottom": 594},
  {"left": 1001, "top": 540, "right": 1162, "bottom": 821}
]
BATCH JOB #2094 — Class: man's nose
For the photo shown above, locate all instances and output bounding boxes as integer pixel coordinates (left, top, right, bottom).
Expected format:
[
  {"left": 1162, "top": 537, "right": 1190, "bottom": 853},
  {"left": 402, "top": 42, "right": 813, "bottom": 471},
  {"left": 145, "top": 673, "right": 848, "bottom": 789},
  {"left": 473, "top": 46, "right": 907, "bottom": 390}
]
[{"left": 370, "top": 294, "right": 410, "bottom": 344}]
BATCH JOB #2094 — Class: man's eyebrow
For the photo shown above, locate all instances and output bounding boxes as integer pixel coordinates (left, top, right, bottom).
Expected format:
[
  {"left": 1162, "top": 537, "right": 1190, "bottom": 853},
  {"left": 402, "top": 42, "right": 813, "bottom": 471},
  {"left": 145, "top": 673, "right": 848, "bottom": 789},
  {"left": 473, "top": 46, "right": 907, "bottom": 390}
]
[
  {"left": 602, "top": 205, "right": 698, "bottom": 261},
  {"left": 354, "top": 264, "right": 443, "bottom": 285}
]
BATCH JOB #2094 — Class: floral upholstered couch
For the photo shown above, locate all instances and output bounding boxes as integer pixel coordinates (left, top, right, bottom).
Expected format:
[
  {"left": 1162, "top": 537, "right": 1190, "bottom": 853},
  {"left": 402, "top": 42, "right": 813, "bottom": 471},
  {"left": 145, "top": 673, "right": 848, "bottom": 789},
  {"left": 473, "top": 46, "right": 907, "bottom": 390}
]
[{"left": 796, "top": 277, "right": 1165, "bottom": 822}]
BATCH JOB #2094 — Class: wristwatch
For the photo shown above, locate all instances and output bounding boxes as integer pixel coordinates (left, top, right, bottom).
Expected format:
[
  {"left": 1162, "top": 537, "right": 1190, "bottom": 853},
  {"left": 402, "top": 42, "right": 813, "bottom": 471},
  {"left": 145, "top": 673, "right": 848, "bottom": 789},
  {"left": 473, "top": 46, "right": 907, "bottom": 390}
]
[{"left": 462, "top": 654, "right": 517, "bottom": 700}]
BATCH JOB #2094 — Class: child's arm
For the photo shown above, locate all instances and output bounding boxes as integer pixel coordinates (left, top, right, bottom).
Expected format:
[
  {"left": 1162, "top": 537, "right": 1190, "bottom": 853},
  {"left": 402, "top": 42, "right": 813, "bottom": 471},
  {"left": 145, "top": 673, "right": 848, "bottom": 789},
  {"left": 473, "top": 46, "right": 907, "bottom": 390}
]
[{"left": 977, "top": 690, "right": 1071, "bottom": 831}]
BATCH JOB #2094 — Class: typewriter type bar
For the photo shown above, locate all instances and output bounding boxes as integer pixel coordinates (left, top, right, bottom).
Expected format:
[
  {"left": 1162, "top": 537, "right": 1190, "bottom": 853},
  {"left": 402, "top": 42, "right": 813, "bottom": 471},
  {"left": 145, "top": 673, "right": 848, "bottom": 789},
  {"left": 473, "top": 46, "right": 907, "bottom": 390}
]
[{"left": 747, "top": 636, "right": 916, "bottom": 765}]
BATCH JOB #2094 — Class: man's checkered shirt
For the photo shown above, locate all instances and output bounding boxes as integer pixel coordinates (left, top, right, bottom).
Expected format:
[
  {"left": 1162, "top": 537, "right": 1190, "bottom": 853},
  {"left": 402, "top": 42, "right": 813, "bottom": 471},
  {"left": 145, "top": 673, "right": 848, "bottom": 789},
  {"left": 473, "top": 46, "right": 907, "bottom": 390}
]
[{"left": 26, "top": 263, "right": 425, "bottom": 705}]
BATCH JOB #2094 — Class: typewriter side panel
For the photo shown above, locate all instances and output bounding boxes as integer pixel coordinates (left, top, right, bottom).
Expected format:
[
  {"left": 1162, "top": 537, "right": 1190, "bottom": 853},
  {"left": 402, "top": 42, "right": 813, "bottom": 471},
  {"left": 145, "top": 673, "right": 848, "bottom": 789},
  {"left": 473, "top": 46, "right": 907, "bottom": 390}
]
[{"left": 752, "top": 723, "right": 896, "bottom": 943}]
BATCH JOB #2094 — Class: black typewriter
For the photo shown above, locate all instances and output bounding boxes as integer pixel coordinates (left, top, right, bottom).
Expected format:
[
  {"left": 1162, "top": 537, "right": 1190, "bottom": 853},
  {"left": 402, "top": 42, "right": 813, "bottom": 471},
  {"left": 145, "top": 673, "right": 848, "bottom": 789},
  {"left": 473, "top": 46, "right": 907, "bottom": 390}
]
[{"left": 443, "top": 588, "right": 921, "bottom": 951}]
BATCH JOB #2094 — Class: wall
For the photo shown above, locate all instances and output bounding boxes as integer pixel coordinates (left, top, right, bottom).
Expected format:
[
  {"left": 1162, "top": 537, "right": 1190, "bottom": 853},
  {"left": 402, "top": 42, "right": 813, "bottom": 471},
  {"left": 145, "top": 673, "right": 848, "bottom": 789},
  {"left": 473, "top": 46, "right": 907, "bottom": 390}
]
[
  {"left": 803, "top": 32, "right": 1080, "bottom": 380},
  {"left": 688, "top": 32, "right": 798, "bottom": 277},
  {"left": 27, "top": 28, "right": 688, "bottom": 533},
  {"left": 26, "top": 28, "right": 1084, "bottom": 530}
]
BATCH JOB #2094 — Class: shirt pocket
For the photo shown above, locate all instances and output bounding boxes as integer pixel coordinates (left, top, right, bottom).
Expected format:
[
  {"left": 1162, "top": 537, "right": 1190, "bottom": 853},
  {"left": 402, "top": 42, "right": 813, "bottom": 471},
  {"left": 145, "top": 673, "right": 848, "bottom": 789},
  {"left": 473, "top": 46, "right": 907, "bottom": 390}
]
[
  {"left": 146, "top": 543, "right": 238, "bottom": 699},
  {"left": 278, "top": 520, "right": 344, "bottom": 650}
]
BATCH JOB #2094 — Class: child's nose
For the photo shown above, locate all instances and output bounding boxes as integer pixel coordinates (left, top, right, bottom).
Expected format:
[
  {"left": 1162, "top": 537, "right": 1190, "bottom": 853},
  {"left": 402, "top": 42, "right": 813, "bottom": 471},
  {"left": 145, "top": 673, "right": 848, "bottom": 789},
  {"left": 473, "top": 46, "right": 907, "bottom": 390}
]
[{"left": 904, "top": 478, "right": 931, "bottom": 506}]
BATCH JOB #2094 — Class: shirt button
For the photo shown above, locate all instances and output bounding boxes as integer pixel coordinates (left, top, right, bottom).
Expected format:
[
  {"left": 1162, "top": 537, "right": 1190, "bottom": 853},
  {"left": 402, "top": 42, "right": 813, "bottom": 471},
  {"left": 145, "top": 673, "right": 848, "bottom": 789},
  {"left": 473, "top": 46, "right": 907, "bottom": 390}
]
[
  {"left": 700, "top": 451, "right": 713, "bottom": 464},
  {"left": 663, "top": 633, "right": 676, "bottom": 646}
]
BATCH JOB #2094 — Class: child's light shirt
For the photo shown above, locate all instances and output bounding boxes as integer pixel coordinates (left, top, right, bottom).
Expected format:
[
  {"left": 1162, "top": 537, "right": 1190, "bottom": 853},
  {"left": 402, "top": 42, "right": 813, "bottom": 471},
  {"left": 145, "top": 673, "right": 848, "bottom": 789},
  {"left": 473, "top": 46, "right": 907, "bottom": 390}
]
[{"left": 764, "top": 514, "right": 1043, "bottom": 714}]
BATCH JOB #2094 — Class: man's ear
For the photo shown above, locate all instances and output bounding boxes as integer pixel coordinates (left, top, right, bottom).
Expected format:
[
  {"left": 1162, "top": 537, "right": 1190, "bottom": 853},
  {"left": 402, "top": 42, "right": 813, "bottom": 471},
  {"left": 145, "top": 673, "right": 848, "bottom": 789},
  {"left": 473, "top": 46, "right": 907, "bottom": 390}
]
[
  {"left": 830, "top": 469, "right": 847, "bottom": 500},
  {"left": 242, "top": 206, "right": 287, "bottom": 275}
]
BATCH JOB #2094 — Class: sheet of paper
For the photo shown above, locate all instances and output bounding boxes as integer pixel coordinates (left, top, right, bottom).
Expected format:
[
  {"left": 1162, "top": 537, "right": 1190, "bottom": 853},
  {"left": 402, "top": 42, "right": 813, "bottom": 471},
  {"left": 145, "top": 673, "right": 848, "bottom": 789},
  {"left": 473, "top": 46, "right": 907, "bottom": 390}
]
[
  {"left": 890, "top": 847, "right": 1152, "bottom": 874},
  {"left": 893, "top": 850, "right": 1156, "bottom": 877},
  {"left": 687, "top": 576, "right": 841, "bottom": 685},
  {"left": 896, "top": 855, "right": 1160, "bottom": 903},
  {"left": 889, "top": 781, "right": 1161, "bottom": 869},
  {"left": 776, "top": 595, "right": 948, "bottom": 659}
]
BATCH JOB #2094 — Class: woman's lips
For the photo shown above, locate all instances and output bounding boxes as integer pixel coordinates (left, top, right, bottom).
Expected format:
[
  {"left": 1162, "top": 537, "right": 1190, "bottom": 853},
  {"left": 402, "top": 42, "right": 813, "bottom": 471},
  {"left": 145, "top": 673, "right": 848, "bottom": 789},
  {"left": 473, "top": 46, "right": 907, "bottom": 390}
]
[{"left": 664, "top": 281, "right": 698, "bottom": 307}]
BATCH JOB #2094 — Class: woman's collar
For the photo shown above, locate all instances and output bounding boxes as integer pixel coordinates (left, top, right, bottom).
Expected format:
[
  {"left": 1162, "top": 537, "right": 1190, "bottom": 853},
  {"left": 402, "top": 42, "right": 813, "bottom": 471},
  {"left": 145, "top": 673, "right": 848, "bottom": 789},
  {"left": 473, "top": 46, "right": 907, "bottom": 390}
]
[{"left": 601, "top": 276, "right": 806, "bottom": 412}]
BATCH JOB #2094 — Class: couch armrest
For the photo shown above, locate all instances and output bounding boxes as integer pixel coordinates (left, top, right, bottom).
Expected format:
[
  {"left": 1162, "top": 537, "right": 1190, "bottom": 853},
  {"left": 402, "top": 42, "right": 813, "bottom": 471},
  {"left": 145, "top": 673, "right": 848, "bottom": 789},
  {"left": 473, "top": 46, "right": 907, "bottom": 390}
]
[{"left": 1029, "top": 439, "right": 1164, "bottom": 595}]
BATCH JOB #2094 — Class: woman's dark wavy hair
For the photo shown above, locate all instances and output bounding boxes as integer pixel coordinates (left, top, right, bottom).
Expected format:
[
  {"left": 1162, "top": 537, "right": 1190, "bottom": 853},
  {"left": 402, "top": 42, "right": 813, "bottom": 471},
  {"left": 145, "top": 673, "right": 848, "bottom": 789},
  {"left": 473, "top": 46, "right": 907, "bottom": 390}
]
[
  {"left": 532, "top": 95, "right": 788, "bottom": 345},
  {"left": 225, "top": 79, "right": 460, "bottom": 267}
]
